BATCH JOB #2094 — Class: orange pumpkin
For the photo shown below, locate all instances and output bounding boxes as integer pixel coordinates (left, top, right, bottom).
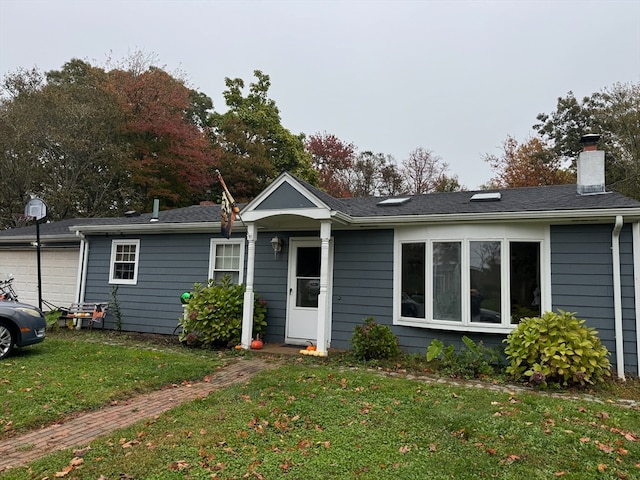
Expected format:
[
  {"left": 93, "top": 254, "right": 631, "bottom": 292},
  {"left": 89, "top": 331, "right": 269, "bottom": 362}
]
[
  {"left": 250, "top": 338, "right": 263, "bottom": 350},
  {"left": 306, "top": 344, "right": 317, "bottom": 351}
]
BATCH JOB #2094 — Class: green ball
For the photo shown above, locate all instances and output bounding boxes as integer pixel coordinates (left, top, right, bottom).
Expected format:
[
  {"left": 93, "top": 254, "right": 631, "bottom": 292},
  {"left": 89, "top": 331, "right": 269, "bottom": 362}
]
[{"left": 180, "top": 292, "right": 192, "bottom": 304}]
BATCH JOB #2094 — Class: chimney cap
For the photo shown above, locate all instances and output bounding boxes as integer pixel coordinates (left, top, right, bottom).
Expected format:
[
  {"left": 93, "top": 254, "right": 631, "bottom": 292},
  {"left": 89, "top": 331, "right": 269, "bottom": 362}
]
[{"left": 580, "top": 133, "right": 600, "bottom": 145}]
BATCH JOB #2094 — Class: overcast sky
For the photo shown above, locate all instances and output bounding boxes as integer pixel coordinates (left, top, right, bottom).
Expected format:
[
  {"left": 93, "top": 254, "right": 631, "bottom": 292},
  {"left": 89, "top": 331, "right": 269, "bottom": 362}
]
[{"left": 1, "top": 0, "right": 638, "bottom": 189}]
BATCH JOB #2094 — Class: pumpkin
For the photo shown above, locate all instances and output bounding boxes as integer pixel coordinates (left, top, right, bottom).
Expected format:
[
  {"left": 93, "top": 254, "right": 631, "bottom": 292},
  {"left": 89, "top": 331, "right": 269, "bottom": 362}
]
[
  {"left": 250, "top": 338, "right": 263, "bottom": 350},
  {"left": 306, "top": 344, "right": 317, "bottom": 351},
  {"left": 234, "top": 344, "right": 242, "bottom": 350}
]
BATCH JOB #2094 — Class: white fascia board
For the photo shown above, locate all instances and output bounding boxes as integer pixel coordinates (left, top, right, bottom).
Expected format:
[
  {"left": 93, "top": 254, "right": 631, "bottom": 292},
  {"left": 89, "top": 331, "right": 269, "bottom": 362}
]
[
  {"left": 69, "top": 222, "right": 234, "bottom": 235},
  {"left": 242, "top": 207, "right": 333, "bottom": 222},
  {"left": 242, "top": 173, "right": 331, "bottom": 214}
]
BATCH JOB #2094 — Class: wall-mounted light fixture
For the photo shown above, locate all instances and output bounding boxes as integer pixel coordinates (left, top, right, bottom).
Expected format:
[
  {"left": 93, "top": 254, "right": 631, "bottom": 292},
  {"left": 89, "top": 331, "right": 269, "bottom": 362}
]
[{"left": 271, "top": 235, "right": 284, "bottom": 258}]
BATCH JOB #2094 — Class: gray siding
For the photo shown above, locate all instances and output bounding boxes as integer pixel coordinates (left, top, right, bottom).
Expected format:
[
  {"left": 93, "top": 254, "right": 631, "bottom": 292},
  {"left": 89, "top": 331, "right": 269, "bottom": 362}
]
[
  {"left": 253, "top": 233, "right": 290, "bottom": 343},
  {"left": 84, "top": 233, "right": 215, "bottom": 334},
  {"left": 81, "top": 222, "right": 638, "bottom": 375},
  {"left": 550, "top": 224, "right": 637, "bottom": 374}
]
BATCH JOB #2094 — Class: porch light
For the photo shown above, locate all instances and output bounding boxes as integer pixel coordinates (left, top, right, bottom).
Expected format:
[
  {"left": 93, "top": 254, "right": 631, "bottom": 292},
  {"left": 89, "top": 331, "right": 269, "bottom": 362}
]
[{"left": 271, "top": 235, "right": 284, "bottom": 256}]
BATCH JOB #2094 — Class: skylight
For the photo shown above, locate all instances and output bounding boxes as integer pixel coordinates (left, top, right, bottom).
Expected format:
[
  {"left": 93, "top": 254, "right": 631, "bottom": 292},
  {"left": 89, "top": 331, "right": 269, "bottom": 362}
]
[
  {"left": 470, "top": 192, "right": 501, "bottom": 202},
  {"left": 377, "top": 197, "right": 411, "bottom": 206}
]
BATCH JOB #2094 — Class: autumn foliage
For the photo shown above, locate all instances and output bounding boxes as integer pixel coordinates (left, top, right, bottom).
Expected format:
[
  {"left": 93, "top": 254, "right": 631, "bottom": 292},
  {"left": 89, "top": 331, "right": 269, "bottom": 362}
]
[{"left": 485, "top": 136, "right": 575, "bottom": 188}]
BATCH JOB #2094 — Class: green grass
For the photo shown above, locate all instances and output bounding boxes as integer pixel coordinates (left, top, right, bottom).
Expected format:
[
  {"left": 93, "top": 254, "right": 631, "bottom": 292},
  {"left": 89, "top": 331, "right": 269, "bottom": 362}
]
[
  {"left": 0, "top": 330, "right": 224, "bottom": 436},
  {"left": 1, "top": 332, "right": 639, "bottom": 479},
  {"left": 4, "top": 364, "right": 640, "bottom": 479}
]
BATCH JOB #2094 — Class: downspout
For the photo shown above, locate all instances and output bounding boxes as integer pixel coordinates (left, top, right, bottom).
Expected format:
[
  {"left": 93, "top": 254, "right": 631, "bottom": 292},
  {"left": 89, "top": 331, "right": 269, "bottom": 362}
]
[
  {"left": 633, "top": 222, "right": 640, "bottom": 377},
  {"left": 74, "top": 231, "right": 88, "bottom": 303},
  {"left": 612, "top": 216, "right": 625, "bottom": 380}
]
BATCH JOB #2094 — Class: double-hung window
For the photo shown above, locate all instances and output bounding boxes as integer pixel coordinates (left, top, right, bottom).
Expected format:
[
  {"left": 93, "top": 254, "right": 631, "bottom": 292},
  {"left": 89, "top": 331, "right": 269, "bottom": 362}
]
[
  {"left": 209, "top": 239, "right": 245, "bottom": 284},
  {"left": 109, "top": 239, "right": 140, "bottom": 285},
  {"left": 396, "top": 224, "right": 548, "bottom": 332}
]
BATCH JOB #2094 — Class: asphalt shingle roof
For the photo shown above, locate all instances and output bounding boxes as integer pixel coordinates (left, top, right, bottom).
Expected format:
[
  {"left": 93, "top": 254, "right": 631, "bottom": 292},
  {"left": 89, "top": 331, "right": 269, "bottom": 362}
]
[{"left": 2, "top": 180, "right": 639, "bottom": 241}]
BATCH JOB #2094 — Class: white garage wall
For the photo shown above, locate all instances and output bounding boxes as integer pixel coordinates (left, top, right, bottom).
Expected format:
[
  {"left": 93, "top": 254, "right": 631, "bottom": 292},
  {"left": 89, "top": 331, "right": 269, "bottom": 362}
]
[{"left": 0, "top": 248, "right": 79, "bottom": 309}]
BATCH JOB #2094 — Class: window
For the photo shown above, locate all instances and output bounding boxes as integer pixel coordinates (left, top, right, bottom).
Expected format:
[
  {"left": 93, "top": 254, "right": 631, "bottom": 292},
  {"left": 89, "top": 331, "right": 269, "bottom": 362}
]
[
  {"left": 396, "top": 225, "right": 547, "bottom": 332},
  {"left": 209, "top": 239, "right": 244, "bottom": 284},
  {"left": 109, "top": 240, "right": 140, "bottom": 285}
]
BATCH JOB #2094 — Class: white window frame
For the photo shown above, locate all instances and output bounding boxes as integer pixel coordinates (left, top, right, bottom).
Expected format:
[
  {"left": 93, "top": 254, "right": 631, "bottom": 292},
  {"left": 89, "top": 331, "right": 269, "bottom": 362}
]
[
  {"left": 394, "top": 223, "right": 551, "bottom": 334},
  {"left": 109, "top": 239, "right": 140, "bottom": 285},
  {"left": 208, "top": 238, "right": 245, "bottom": 284}
]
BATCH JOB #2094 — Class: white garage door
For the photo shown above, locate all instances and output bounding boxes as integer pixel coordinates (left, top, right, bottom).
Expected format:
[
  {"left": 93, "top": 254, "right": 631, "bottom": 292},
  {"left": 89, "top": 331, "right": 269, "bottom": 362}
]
[{"left": 0, "top": 248, "right": 79, "bottom": 309}]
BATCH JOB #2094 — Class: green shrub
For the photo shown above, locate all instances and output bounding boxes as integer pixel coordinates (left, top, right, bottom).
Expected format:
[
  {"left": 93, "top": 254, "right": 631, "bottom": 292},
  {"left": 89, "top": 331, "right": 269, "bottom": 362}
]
[
  {"left": 426, "top": 336, "right": 503, "bottom": 378},
  {"left": 179, "top": 277, "right": 267, "bottom": 347},
  {"left": 351, "top": 317, "right": 400, "bottom": 360},
  {"left": 45, "top": 309, "right": 62, "bottom": 331},
  {"left": 503, "top": 310, "right": 611, "bottom": 387}
]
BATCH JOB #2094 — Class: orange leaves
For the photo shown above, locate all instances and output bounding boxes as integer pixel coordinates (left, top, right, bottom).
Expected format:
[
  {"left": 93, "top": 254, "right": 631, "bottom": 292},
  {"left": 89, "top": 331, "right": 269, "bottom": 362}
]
[{"left": 54, "top": 457, "right": 84, "bottom": 477}]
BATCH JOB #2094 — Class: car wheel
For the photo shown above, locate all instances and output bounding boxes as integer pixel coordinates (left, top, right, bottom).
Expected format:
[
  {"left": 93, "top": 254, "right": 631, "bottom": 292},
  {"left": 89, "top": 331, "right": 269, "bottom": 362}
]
[{"left": 0, "top": 321, "right": 15, "bottom": 360}]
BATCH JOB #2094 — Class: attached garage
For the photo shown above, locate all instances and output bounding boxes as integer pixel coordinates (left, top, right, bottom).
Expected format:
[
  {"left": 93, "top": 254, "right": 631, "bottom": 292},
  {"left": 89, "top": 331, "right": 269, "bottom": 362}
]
[
  {"left": 0, "top": 217, "right": 109, "bottom": 310},
  {"left": 0, "top": 247, "right": 79, "bottom": 308}
]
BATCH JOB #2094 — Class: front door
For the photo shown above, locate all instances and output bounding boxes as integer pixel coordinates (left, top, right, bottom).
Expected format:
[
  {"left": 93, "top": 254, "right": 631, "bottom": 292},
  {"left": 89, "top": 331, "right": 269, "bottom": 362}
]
[{"left": 286, "top": 239, "right": 328, "bottom": 344}]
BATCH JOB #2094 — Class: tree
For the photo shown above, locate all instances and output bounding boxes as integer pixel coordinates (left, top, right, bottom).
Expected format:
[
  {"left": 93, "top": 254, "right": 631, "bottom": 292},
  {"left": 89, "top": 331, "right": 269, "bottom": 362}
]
[
  {"left": 209, "top": 70, "right": 316, "bottom": 201},
  {"left": 402, "top": 147, "right": 461, "bottom": 194},
  {"left": 306, "top": 132, "right": 355, "bottom": 197},
  {"left": 107, "top": 62, "right": 216, "bottom": 209},
  {"left": 347, "top": 151, "right": 389, "bottom": 197},
  {"left": 0, "top": 61, "right": 135, "bottom": 227},
  {"left": 484, "top": 135, "right": 574, "bottom": 188},
  {"left": 534, "top": 82, "right": 640, "bottom": 198}
]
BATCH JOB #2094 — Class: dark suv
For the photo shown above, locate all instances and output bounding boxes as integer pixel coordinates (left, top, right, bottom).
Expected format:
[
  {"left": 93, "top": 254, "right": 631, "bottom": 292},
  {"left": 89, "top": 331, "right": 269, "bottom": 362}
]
[{"left": 0, "top": 301, "right": 46, "bottom": 359}]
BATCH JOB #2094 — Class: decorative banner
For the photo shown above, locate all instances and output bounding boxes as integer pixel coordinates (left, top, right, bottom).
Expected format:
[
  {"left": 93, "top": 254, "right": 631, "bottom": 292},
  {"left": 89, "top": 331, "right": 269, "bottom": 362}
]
[{"left": 216, "top": 170, "right": 239, "bottom": 238}]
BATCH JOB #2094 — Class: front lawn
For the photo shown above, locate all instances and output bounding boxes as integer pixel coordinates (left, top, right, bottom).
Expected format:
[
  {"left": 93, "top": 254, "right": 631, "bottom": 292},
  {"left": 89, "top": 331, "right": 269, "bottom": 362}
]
[
  {"left": 3, "top": 361, "right": 639, "bottom": 478},
  {"left": 0, "top": 330, "right": 224, "bottom": 436}
]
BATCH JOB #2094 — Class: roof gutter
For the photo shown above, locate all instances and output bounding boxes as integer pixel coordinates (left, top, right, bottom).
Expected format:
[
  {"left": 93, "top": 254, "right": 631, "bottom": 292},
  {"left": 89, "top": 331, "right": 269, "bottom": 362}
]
[
  {"left": 342, "top": 208, "right": 640, "bottom": 226},
  {"left": 69, "top": 222, "right": 229, "bottom": 235}
]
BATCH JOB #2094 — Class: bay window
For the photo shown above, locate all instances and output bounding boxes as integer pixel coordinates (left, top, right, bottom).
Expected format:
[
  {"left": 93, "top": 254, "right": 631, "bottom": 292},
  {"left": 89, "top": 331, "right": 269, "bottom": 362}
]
[{"left": 396, "top": 225, "right": 546, "bottom": 332}]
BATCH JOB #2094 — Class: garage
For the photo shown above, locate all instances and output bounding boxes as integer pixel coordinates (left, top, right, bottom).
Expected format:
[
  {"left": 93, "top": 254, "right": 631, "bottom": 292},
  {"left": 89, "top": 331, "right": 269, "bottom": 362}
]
[{"left": 0, "top": 247, "right": 79, "bottom": 309}]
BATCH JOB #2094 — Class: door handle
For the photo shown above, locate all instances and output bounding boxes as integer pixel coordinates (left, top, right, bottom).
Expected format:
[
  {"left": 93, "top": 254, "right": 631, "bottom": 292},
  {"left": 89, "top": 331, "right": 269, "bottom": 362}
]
[{"left": 289, "top": 288, "right": 293, "bottom": 295}]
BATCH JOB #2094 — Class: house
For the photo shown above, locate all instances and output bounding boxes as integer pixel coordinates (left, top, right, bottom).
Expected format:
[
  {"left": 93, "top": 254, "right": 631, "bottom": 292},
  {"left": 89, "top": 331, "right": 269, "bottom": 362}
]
[{"left": 23, "top": 137, "right": 640, "bottom": 378}]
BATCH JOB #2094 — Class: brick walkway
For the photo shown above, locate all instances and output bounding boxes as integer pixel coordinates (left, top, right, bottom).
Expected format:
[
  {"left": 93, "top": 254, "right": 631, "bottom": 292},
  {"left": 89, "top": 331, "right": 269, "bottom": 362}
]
[{"left": 0, "top": 357, "right": 278, "bottom": 472}]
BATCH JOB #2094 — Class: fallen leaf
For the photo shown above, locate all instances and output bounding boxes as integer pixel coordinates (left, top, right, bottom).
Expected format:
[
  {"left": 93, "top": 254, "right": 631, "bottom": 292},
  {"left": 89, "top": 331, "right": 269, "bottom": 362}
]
[
  {"left": 399, "top": 445, "right": 411, "bottom": 454},
  {"left": 597, "top": 464, "right": 608, "bottom": 472},
  {"left": 596, "top": 441, "right": 615, "bottom": 454},
  {"left": 54, "top": 465, "right": 72, "bottom": 477}
]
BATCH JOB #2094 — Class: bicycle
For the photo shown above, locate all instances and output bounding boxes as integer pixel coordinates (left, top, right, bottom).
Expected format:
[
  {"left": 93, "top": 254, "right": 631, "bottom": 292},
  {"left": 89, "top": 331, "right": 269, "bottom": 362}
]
[{"left": 0, "top": 275, "right": 18, "bottom": 301}]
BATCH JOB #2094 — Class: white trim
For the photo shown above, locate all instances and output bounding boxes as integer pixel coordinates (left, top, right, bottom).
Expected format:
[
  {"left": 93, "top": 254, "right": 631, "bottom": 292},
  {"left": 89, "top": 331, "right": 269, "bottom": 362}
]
[
  {"left": 241, "top": 224, "right": 257, "bottom": 349},
  {"left": 285, "top": 235, "right": 334, "bottom": 347},
  {"left": 612, "top": 216, "right": 625, "bottom": 380},
  {"left": 394, "top": 224, "right": 548, "bottom": 333},
  {"left": 633, "top": 222, "right": 640, "bottom": 377},
  {"left": 108, "top": 239, "right": 140, "bottom": 285},
  {"left": 208, "top": 238, "right": 246, "bottom": 284},
  {"left": 242, "top": 172, "right": 333, "bottom": 215}
]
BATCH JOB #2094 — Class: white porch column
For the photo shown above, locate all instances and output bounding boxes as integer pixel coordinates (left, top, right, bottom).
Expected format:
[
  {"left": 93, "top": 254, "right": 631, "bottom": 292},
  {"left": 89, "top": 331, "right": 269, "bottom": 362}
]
[
  {"left": 316, "top": 221, "right": 332, "bottom": 355},
  {"left": 241, "top": 223, "right": 257, "bottom": 349}
]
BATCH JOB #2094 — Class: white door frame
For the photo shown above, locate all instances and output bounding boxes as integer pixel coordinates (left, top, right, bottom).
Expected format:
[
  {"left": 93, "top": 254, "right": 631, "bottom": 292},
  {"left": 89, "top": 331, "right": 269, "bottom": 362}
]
[{"left": 285, "top": 236, "right": 333, "bottom": 346}]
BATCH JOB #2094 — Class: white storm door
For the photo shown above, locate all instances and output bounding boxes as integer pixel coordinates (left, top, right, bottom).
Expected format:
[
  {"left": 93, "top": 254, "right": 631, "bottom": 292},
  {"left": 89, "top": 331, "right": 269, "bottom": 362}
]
[{"left": 286, "top": 239, "right": 321, "bottom": 344}]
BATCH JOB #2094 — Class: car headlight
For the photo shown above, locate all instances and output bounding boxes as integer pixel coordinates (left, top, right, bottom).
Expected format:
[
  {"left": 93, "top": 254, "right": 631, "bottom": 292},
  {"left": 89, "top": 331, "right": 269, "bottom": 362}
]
[{"left": 15, "top": 307, "right": 42, "bottom": 318}]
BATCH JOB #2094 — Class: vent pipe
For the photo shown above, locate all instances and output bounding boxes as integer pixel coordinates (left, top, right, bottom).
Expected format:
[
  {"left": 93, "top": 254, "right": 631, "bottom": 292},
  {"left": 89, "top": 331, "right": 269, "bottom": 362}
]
[{"left": 151, "top": 198, "right": 159, "bottom": 222}]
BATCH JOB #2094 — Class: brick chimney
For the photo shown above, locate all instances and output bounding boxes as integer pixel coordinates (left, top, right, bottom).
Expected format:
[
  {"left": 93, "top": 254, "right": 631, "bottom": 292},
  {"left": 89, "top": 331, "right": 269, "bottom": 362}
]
[{"left": 577, "top": 133, "right": 606, "bottom": 195}]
